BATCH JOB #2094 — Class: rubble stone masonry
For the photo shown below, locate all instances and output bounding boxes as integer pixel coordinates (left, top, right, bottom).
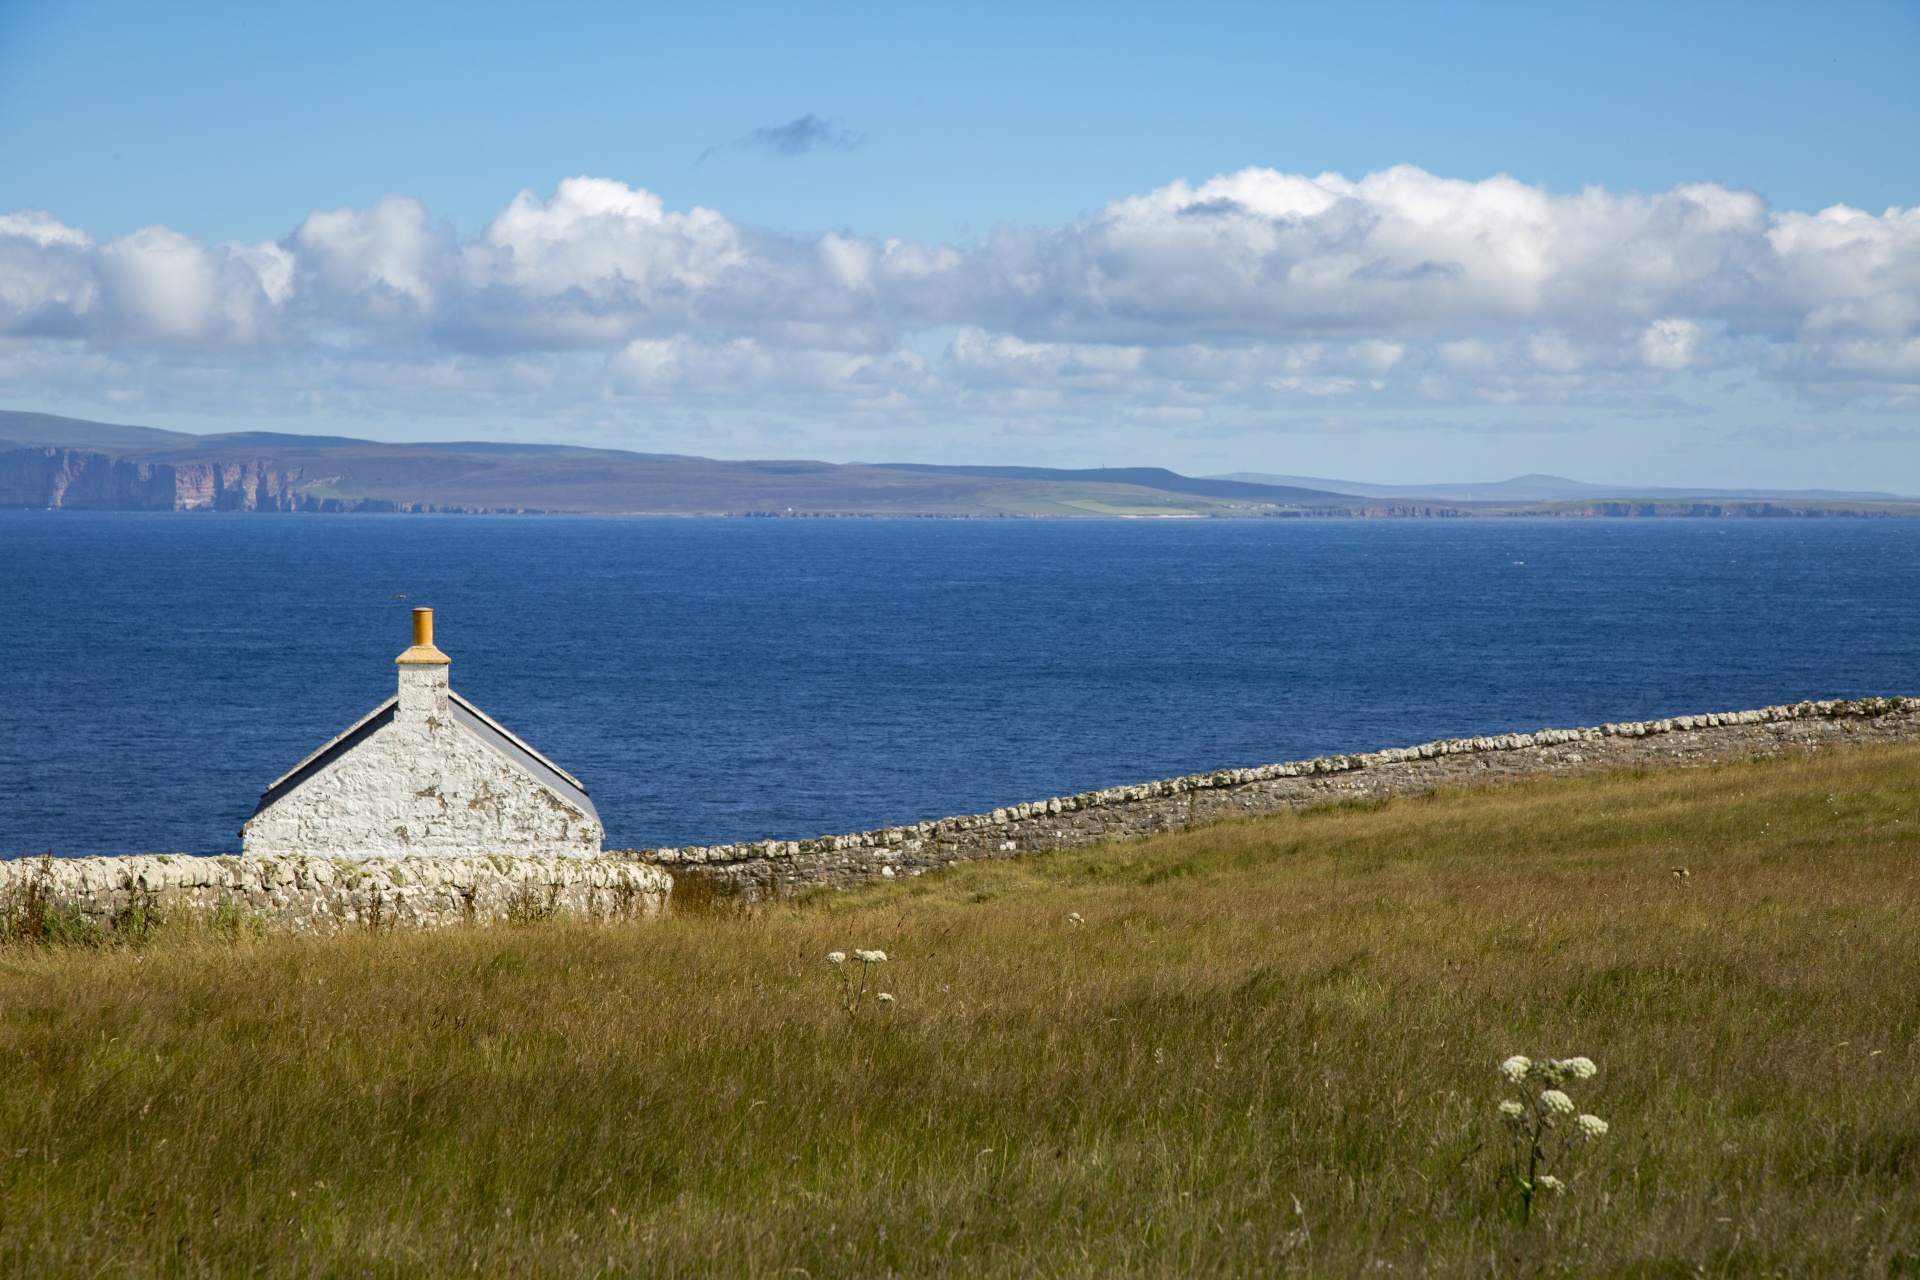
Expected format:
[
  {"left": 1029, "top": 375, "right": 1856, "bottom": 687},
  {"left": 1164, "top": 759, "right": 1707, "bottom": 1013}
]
[
  {"left": 630, "top": 696, "right": 1920, "bottom": 901},
  {"left": 0, "top": 852, "right": 670, "bottom": 936},
  {"left": 8, "top": 696, "right": 1917, "bottom": 931}
]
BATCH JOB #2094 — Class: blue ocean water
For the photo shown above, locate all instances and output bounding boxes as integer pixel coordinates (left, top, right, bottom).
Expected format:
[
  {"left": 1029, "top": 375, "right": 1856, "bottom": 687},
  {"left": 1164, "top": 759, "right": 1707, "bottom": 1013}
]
[{"left": 2, "top": 511, "right": 1917, "bottom": 856}]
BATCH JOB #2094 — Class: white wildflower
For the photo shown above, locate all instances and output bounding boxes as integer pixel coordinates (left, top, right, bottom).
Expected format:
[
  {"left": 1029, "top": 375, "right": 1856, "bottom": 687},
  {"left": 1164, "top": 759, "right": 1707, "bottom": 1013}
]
[
  {"left": 1499, "top": 1100, "right": 1525, "bottom": 1121},
  {"left": 877, "top": 992, "right": 894, "bottom": 1004},
  {"left": 1068, "top": 912, "right": 1084, "bottom": 925},
  {"left": 1535, "top": 1175, "right": 1566, "bottom": 1194},
  {"left": 826, "top": 951, "right": 846, "bottom": 966},
  {"left": 1559, "top": 1056, "right": 1598, "bottom": 1080},
  {"left": 1540, "top": 1089, "right": 1575, "bottom": 1115},
  {"left": 853, "top": 949, "right": 888, "bottom": 964},
  {"left": 1576, "top": 1114, "right": 1609, "bottom": 1138},
  {"left": 1500, "top": 1055, "right": 1531, "bottom": 1085}
]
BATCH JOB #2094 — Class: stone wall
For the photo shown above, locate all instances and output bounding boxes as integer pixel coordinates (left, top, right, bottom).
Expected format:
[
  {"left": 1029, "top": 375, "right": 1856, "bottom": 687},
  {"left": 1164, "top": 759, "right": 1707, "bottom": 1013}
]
[
  {"left": 14, "top": 695, "right": 1918, "bottom": 934},
  {"left": 0, "top": 852, "right": 671, "bottom": 937},
  {"left": 631, "top": 696, "right": 1920, "bottom": 900}
]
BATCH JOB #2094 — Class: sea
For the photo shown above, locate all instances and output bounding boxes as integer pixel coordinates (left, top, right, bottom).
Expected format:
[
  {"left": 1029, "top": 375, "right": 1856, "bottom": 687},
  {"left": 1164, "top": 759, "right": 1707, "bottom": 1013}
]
[{"left": 3, "top": 511, "right": 1917, "bottom": 856}]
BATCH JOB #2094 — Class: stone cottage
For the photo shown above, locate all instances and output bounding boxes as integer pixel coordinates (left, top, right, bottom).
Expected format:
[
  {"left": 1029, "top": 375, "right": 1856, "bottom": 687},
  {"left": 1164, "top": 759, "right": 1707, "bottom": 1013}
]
[{"left": 240, "top": 609, "right": 603, "bottom": 860}]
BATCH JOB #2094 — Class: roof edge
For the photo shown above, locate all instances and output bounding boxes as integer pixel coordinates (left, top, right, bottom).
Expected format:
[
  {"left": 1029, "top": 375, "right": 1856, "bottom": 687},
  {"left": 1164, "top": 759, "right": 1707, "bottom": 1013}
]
[
  {"left": 447, "top": 691, "right": 588, "bottom": 790},
  {"left": 445, "top": 694, "right": 600, "bottom": 824},
  {"left": 248, "top": 699, "right": 399, "bottom": 821},
  {"left": 259, "top": 695, "right": 399, "bottom": 796}
]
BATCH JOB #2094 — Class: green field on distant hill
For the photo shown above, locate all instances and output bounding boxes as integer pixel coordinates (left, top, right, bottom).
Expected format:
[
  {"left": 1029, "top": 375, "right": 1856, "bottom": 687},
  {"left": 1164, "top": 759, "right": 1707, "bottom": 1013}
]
[
  {"left": 8, "top": 410, "right": 1917, "bottom": 517},
  {"left": 2, "top": 745, "right": 1918, "bottom": 1275}
]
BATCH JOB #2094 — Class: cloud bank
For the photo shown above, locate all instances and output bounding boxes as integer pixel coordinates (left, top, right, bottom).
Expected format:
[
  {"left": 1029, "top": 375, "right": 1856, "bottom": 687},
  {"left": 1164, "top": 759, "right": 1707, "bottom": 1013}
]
[{"left": 1, "top": 167, "right": 1916, "bottom": 427}]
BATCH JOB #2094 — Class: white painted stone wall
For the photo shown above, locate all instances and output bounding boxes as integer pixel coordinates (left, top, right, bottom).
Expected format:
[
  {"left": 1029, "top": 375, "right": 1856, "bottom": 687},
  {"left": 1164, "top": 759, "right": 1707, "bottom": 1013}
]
[
  {"left": 240, "top": 665, "right": 602, "bottom": 861},
  {"left": 0, "top": 851, "right": 667, "bottom": 934}
]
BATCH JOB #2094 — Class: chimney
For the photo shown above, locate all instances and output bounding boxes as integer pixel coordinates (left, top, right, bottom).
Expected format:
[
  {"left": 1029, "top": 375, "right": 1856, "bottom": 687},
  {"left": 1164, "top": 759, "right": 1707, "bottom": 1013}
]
[{"left": 395, "top": 606, "right": 451, "bottom": 716}]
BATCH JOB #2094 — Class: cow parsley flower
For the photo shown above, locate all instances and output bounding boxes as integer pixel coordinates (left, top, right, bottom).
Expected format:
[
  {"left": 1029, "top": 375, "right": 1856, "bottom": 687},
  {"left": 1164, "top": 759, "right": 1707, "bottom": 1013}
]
[
  {"left": 877, "top": 992, "right": 894, "bottom": 1004},
  {"left": 854, "top": 950, "right": 887, "bottom": 964},
  {"left": 1494, "top": 1053, "right": 1606, "bottom": 1220},
  {"left": 1068, "top": 912, "right": 1084, "bottom": 926},
  {"left": 826, "top": 951, "right": 846, "bottom": 966}
]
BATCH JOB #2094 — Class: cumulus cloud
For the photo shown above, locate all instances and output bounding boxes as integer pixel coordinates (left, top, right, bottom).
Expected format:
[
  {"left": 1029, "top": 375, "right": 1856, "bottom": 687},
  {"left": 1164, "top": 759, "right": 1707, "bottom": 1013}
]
[
  {"left": 2, "top": 166, "right": 1918, "bottom": 424},
  {"left": 291, "top": 196, "right": 441, "bottom": 324},
  {"left": 0, "top": 213, "right": 294, "bottom": 347}
]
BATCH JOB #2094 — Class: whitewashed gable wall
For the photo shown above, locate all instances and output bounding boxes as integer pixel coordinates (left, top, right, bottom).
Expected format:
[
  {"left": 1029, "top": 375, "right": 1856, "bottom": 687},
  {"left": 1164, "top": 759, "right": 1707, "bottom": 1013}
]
[{"left": 241, "top": 666, "right": 602, "bottom": 860}]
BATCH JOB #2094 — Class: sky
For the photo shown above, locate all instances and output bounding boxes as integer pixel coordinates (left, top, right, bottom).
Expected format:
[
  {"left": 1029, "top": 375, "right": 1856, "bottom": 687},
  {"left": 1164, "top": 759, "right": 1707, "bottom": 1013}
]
[{"left": 0, "top": 0, "right": 1916, "bottom": 488}]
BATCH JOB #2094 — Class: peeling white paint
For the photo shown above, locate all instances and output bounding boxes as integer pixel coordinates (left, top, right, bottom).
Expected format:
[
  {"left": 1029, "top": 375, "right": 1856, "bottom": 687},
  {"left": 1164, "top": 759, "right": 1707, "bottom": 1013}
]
[{"left": 241, "top": 660, "right": 602, "bottom": 861}]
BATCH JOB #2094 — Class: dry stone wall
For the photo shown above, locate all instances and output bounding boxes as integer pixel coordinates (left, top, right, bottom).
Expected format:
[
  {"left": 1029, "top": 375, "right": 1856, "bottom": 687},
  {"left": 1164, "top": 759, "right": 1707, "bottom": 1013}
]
[
  {"left": 0, "top": 852, "right": 671, "bottom": 937},
  {"left": 13, "top": 695, "right": 1919, "bottom": 934},
  {"left": 630, "top": 696, "right": 1920, "bottom": 901}
]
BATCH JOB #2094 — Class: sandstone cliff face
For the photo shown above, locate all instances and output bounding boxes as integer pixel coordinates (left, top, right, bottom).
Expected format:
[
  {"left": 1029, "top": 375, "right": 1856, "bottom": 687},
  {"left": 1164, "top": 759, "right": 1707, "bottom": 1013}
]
[
  {"left": 170, "top": 459, "right": 312, "bottom": 510},
  {"left": 0, "top": 448, "right": 179, "bottom": 509},
  {"left": 0, "top": 448, "right": 325, "bottom": 510},
  {"left": 0, "top": 447, "right": 497, "bottom": 512}
]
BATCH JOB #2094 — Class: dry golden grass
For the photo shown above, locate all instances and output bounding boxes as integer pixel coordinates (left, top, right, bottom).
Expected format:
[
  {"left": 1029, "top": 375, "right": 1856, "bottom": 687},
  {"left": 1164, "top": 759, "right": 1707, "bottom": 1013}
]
[{"left": 3, "top": 745, "right": 1919, "bottom": 1276}]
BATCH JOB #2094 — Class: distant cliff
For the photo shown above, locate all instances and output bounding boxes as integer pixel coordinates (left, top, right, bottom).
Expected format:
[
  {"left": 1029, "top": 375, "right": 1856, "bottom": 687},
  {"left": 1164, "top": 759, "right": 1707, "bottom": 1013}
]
[
  {"left": 0, "top": 448, "right": 173, "bottom": 509},
  {"left": 0, "top": 447, "right": 440, "bottom": 512},
  {"left": 3, "top": 409, "right": 1916, "bottom": 518},
  {"left": 0, "top": 412, "right": 1370, "bottom": 516}
]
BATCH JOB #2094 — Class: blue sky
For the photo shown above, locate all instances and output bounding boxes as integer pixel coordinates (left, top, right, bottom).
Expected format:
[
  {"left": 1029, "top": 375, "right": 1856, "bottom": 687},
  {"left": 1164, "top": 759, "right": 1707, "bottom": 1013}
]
[{"left": 1, "top": 0, "right": 1917, "bottom": 487}]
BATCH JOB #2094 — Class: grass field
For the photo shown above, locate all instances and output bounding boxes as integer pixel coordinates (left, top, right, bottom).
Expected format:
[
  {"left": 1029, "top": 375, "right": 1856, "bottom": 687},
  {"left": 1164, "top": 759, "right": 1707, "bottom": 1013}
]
[{"left": 3, "top": 745, "right": 1919, "bottom": 1276}]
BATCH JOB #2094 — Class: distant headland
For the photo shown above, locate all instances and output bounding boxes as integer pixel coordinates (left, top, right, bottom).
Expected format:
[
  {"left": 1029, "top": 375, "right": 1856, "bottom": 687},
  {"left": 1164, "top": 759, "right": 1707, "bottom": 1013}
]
[{"left": 3, "top": 409, "right": 1913, "bottom": 518}]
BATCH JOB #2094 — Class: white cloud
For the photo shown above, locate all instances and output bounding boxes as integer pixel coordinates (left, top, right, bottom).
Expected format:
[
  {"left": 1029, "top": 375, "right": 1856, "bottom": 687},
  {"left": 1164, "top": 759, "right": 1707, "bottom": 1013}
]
[
  {"left": 95, "top": 226, "right": 296, "bottom": 345},
  {"left": 2, "top": 167, "right": 1919, "bottom": 425},
  {"left": 0, "top": 212, "right": 97, "bottom": 337},
  {"left": 1638, "top": 318, "right": 1702, "bottom": 370},
  {"left": 292, "top": 196, "right": 442, "bottom": 323},
  {"left": 0, "top": 214, "right": 296, "bottom": 348}
]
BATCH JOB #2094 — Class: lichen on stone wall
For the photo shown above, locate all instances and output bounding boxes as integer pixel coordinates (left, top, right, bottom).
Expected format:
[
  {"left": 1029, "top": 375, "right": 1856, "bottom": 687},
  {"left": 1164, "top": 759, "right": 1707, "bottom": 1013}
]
[
  {"left": 627, "top": 696, "right": 1920, "bottom": 901},
  {"left": 0, "top": 851, "right": 670, "bottom": 937},
  {"left": 21, "top": 695, "right": 1920, "bottom": 930}
]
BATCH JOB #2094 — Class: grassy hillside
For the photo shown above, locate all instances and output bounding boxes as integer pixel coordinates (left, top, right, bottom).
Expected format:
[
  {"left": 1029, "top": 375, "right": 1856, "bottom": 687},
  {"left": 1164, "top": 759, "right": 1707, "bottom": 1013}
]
[
  {"left": 3, "top": 745, "right": 1918, "bottom": 1275},
  {"left": 12, "top": 410, "right": 1920, "bottom": 516},
  {"left": 0, "top": 410, "right": 1354, "bottom": 516}
]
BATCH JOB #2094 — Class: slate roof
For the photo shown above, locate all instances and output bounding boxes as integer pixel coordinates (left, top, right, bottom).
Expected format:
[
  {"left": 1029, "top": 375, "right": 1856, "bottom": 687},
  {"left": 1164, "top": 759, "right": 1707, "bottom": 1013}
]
[{"left": 248, "top": 691, "right": 599, "bottom": 825}]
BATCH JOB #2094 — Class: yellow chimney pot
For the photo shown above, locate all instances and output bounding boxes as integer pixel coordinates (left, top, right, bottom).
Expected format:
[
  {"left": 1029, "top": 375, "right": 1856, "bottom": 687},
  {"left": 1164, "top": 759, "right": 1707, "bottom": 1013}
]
[{"left": 396, "top": 606, "right": 451, "bottom": 665}]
